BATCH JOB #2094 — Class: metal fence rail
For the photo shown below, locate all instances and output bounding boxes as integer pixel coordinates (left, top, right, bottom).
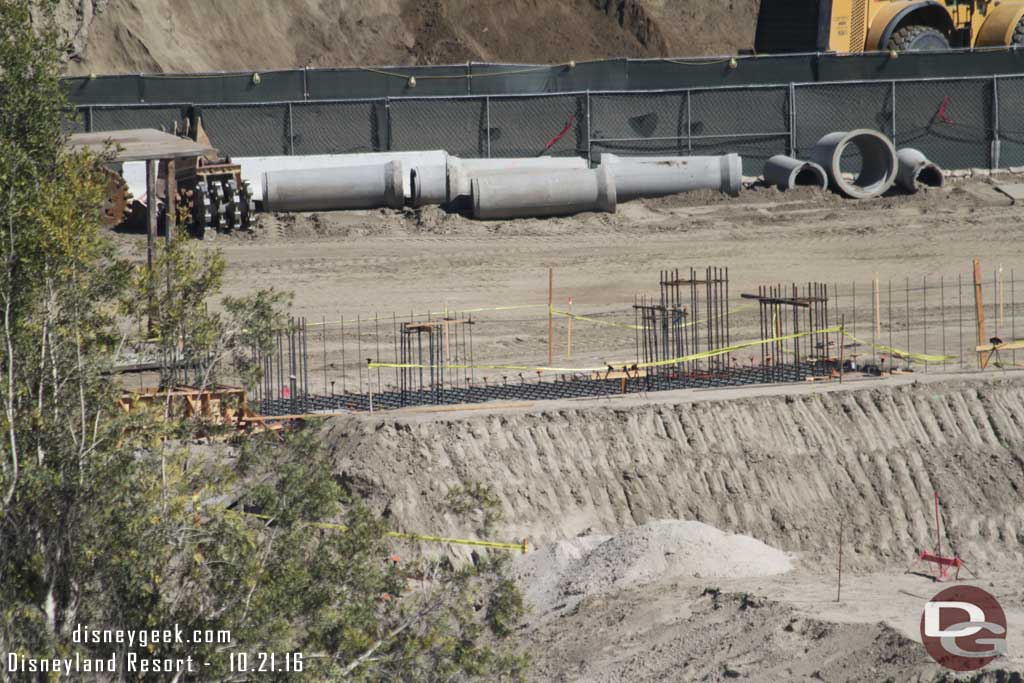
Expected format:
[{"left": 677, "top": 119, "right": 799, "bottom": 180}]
[{"left": 73, "top": 73, "right": 1024, "bottom": 175}]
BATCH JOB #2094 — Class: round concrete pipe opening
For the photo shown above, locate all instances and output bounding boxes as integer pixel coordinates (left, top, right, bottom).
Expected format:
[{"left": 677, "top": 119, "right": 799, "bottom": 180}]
[
  {"left": 812, "top": 130, "right": 897, "bottom": 199},
  {"left": 914, "top": 163, "right": 944, "bottom": 188},
  {"left": 793, "top": 165, "right": 827, "bottom": 189}
]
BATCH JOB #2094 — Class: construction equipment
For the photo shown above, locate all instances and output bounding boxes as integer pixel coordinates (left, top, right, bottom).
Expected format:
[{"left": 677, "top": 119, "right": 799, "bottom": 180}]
[
  {"left": 756, "top": 0, "right": 1024, "bottom": 53},
  {"left": 173, "top": 108, "right": 256, "bottom": 238},
  {"left": 100, "top": 167, "right": 133, "bottom": 228}
]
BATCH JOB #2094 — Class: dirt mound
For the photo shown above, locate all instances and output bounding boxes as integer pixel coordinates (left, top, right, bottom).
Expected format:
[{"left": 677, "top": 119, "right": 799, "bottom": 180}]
[
  {"left": 54, "top": 0, "right": 760, "bottom": 75},
  {"left": 513, "top": 520, "right": 791, "bottom": 618},
  {"left": 326, "top": 375, "right": 1024, "bottom": 572}
]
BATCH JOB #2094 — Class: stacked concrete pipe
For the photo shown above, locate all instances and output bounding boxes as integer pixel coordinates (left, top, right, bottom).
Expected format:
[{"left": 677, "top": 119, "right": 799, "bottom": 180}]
[
  {"left": 438, "top": 156, "right": 590, "bottom": 207},
  {"left": 809, "top": 129, "right": 897, "bottom": 199},
  {"left": 262, "top": 161, "right": 404, "bottom": 212},
  {"left": 471, "top": 165, "right": 616, "bottom": 219},
  {"left": 599, "top": 153, "right": 743, "bottom": 198},
  {"left": 763, "top": 155, "right": 828, "bottom": 191},
  {"left": 895, "top": 148, "right": 944, "bottom": 193}
]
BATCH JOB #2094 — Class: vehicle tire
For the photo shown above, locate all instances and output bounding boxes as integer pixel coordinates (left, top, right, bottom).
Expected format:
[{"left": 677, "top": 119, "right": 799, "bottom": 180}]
[
  {"left": 887, "top": 25, "right": 950, "bottom": 51},
  {"left": 1012, "top": 17, "right": 1024, "bottom": 46}
]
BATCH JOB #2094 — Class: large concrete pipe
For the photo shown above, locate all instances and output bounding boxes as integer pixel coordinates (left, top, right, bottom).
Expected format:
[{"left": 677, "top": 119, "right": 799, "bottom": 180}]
[
  {"left": 262, "top": 161, "right": 404, "bottom": 212},
  {"left": 763, "top": 155, "right": 828, "bottom": 191},
  {"left": 235, "top": 151, "right": 447, "bottom": 201},
  {"left": 598, "top": 153, "right": 742, "bottom": 198},
  {"left": 895, "top": 148, "right": 944, "bottom": 193},
  {"left": 440, "top": 156, "right": 590, "bottom": 206},
  {"left": 809, "top": 130, "right": 897, "bottom": 199},
  {"left": 471, "top": 165, "right": 616, "bottom": 220}
]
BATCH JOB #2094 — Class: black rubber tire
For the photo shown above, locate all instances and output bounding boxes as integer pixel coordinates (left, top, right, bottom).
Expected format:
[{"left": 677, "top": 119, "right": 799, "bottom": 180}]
[
  {"left": 1012, "top": 17, "right": 1024, "bottom": 46},
  {"left": 887, "top": 25, "right": 950, "bottom": 52}
]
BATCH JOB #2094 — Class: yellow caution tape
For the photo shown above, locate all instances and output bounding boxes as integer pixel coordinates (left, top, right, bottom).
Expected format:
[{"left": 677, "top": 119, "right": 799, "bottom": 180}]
[
  {"left": 369, "top": 325, "right": 843, "bottom": 374},
  {"left": 227, "top": 509, "right": 528, "bottom": 552},
  {"left": 841, "top": 331, "right": 957, "bottom": 364},
  {"left": 551, "top": 303, "right": 754, "bottom": 332},
  {"left": 551, "top": 310, "right": 642, "bottom": 330}
]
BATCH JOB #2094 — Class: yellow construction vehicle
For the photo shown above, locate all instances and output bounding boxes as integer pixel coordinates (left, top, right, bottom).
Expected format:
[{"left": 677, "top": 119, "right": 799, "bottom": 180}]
[{"left": 755, "top": 0, "right": 1024, "bottom": 53}]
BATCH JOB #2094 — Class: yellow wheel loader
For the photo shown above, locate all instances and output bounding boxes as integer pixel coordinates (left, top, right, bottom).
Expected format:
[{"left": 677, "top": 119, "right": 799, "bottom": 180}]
[{"left": 756, "top": 0, "right": 1024, "bottom": 53}]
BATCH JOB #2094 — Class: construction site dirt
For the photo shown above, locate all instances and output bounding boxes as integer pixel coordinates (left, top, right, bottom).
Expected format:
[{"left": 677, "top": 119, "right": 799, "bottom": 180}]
[{"left": 113, "top": 177, "right": 1024, "bottom": 680}]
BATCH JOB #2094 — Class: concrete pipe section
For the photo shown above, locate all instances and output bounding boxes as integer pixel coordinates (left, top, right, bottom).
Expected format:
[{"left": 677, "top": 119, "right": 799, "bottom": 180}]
[
  {"left": 598, "top": 153, "right": 742, "bottom": 198},
  {"left": 809, "top": 129, "right": 897, "bottom": 199},
  {"left": 235, "top": 151, "right": 447, "bottom": 202},
  {"left": 763, "top": 155, "right": 828, "bottom": 191},
  {"left": 895, "top": 148, "right": 944, "bottom": 193},
  {"left": 262, "top": 161, "right": 404, "bottom": 212},
  {"left": 471, "top": 165, "right": 616, "bottom": 220},
  {"left": 440, "top": 156, "right": 590, "bottom": 206}
]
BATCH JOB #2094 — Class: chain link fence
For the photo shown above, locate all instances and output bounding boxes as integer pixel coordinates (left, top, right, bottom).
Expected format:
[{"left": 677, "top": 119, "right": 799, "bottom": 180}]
[{"left": 77, "top": 74, "right": 1023, "bottom": 175}]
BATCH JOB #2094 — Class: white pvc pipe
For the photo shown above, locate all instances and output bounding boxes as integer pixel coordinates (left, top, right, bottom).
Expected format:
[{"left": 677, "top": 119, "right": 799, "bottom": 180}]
[
  {"left": 262, "top": 161, "right": 404, "bottom": 212},
  {"left": 896, "top": 148, "right": 944, "bottom": 193},
  {"left": 809, "top": 130, "right": 897, "bottom": 199},
  {"left": 471, "top": 166, "right": 616, "bottom": 219},
  {"left": 763, "top": 155, "right": 828, "bottom": 191},
  {"left": 599, "top": 153, "right": 742, "bottom": 198}
]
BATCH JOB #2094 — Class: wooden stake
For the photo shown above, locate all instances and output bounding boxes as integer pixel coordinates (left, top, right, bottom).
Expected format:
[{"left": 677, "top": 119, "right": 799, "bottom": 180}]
[
  {"left": 548, "top": 268, "right": 554, "bottom": 366},
  {"left": 566, "top": 296, "right": 573, "bottom": 360},
  {"left": 838, "top": 315, "right": 845, "bottom": 383},
  {"left": 873, "top": 273, "right": 881, "bottom": 340},
  {"left": 974, "top": 258, "right": 989, "bottom": 369}
]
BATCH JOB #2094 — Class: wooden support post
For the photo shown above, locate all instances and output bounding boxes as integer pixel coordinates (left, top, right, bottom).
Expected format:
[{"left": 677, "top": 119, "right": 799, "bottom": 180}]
[
  {"left": 548, "top": 268, "right": 554, "bottom": 366},
  {"left": 146, "top": 159, "right": 158, "bottom": 270},
  {"left": 164, "top": 158, "right": 176, "bottom": 242},
  {"left": 974, "top": 258, "right": 989, "bottom": 369},
  {"left": 146, "top": 159, "right": 159, "bottom": 334}
]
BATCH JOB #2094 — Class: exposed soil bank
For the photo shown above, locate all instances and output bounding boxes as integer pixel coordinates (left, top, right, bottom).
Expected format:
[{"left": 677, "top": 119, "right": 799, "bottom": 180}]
[{"left": 326, "top": 373, "right": 1024, "bottom": 572}]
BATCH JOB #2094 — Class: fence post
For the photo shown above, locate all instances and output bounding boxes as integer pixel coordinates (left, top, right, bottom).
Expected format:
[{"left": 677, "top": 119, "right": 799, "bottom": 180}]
[
  {"left": 788, "top": 83, "right": 797, "bottom": 156},
  {"left": 385, "top": 98, "right": 393, "bottom": 151},
  {"left": 890, "top": 81, "right": 897, "bottom": 144},
  {"left": 585, "top": 90, "right": 591, "bottom": 164},
  {"left": 287, "top": 102, "right": 294, "bottom": 155},
  {"left": 485, "top": 95, "right": 492, "bottom": 158},
  {"left": 686, "top": 89, "right": 692, "bottom": 153},
  {"left": 992, "top": 75, "right": 1001, "bottom": 170},
  {"left": 86, "top": 106, "right": 93, "bottom": 133},
  {"left": 303, "top": 67, "right": 309, "bottom": 100}
]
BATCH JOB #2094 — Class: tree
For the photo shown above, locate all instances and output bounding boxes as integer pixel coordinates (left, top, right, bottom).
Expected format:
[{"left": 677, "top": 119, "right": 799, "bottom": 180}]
[{"left": 0, "top": 3, "right": 526, "bottom": 680}]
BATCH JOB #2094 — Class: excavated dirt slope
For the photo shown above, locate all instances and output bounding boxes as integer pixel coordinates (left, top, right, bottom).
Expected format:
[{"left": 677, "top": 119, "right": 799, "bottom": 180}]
[
  {"left": 326, "top": 373, "right": 1024, "bottom": 572},
  {"left": 52, "top": 0, "right": 760, "bottom": 75}
]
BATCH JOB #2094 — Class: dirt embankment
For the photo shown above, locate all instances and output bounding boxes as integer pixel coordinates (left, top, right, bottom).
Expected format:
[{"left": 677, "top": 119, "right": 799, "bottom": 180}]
[
  {"left": 53, "top": 0, "right": 760, "bottom": 75},
  {"left": 325, "top": 374, "right": 1024, "bottom": 572}
]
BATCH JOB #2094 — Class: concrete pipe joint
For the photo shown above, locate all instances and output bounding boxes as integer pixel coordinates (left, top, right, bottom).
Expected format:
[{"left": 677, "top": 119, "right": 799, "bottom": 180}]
[
  {"left": 763, "top": 155, "right": 828, "bottom": 191},
  {"left": 470, "top": 165, "right": 617, "bottom": 220},
  {"left": 809, "top": 130, "right": 898, "bottom": 199},
  {"left": 444, "top": 156, "right": 590, "bottom": 205},
  {"left": 262, "top": 161, "right": 404, "bottom": 212},
  {"left": 895, "top": 148, "right": 944, "bottom": 193}
]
